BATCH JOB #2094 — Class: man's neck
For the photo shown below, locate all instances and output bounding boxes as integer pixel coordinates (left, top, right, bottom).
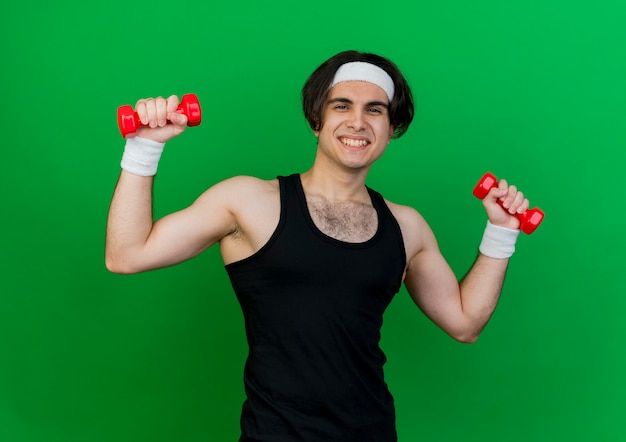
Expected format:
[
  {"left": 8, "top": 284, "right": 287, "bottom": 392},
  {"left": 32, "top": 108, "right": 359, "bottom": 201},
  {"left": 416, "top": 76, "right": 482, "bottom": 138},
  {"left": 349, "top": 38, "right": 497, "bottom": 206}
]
[{"left": 300, "top": 164, "right": 372, "bottom": 204}]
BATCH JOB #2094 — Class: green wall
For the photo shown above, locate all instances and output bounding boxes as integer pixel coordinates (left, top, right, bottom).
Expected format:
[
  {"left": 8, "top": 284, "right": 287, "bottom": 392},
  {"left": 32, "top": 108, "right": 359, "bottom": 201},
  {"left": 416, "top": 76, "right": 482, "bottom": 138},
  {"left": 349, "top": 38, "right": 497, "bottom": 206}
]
[{"left": 2, "top": 1, "right": 624, "bottom": 441}]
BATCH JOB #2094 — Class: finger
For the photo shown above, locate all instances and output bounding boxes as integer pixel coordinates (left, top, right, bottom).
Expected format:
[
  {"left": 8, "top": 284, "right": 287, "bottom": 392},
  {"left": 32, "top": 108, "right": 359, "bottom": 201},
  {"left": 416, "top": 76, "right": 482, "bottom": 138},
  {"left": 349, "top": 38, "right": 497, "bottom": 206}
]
[
  {"left": 488, "top": 178, "right": 508, "bottom": 200},
  {"left": 155, "top": 96, "right": 168, "bottom": 127},
  {"left": 165, "top": 95, "right": 188, "bottom": 127},
  {"left": 515, "top": 194, "right": 530, "bottom": 214},
  {"left": 135, "top": 98, "right": 149, "bottom": 125},
  {"left": 145, "top": 98, "right": 160, "bottom": 128},
  {"left": 167, "top": 112, "right": 188, "bottom": 126},
  {"left": 501, "top": 185, "right": 518, "bottom": 210},
  {"left": 166, "top": 95, "right": 186, "bottom": 126},
  {"left": 166, "top": 95, "right": 180, "bottom": 112},
  {"left": 498, "top": 178, "right": 508, "bottom": 192},
  {"left": 505, "top": 189, "right": 528, "bottom": 214}
]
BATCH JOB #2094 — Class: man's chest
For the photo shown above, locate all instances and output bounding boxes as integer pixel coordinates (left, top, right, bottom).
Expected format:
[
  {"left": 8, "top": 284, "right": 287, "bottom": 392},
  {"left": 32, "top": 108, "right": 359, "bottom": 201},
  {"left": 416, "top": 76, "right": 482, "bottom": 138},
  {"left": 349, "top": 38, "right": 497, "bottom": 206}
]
[{"left": 306, "top": 199, "right": 378, "bottom": 243}]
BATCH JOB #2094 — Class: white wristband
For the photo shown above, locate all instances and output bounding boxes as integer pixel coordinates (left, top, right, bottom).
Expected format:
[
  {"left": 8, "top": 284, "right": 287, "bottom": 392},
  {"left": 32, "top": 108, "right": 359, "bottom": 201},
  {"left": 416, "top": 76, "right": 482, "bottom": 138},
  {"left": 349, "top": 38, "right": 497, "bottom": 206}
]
[
  {"left": 120, "top": 136, "right": 165, "bottom": 176},
  {"left": 479, "top": 221, "right": 520, "bottom": 259}
]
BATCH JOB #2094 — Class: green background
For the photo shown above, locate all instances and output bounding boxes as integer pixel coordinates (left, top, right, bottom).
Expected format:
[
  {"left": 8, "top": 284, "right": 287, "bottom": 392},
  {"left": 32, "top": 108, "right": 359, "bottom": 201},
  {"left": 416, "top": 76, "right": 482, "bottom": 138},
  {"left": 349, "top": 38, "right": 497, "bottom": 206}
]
[{"left": 1, "top": 1, "right": 624, "bottom": 441}]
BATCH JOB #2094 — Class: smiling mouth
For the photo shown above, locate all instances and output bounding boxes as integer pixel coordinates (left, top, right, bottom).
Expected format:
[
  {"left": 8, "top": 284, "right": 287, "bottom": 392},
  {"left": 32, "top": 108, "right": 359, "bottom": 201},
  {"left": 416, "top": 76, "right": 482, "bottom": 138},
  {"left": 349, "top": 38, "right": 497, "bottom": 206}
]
[{"left": 340, "top": 137, "right": 369, "bottom": 147}]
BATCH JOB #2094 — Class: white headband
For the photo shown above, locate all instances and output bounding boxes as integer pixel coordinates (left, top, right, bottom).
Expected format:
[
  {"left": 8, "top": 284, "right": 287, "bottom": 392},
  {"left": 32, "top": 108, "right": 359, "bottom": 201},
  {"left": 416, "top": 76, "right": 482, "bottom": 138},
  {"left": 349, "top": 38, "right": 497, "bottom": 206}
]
[{"left": 330, "top": 62, "right": 395, "bottom": 101}]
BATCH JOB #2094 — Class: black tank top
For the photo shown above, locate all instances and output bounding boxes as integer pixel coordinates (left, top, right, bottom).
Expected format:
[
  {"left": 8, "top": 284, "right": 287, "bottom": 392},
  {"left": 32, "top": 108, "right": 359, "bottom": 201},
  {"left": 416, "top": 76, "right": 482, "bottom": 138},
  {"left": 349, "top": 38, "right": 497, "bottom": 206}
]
[{"left": 226, "top": 174, "right": 406, "bottom": 442}]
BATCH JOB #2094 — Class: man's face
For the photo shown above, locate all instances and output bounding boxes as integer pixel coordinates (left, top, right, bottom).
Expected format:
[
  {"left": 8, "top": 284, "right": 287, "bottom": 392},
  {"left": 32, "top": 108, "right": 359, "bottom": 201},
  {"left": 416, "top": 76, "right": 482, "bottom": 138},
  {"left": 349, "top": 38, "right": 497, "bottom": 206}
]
[{"left": 314, "top": 81, "right": 395, "bottom": 171}]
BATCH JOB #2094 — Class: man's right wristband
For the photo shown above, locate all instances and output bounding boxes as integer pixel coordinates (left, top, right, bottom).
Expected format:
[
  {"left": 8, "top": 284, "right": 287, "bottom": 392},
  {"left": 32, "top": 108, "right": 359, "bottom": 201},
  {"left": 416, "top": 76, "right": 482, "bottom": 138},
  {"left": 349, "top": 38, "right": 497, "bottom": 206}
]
[{"left": 120, "top": 136, "right": 165, "bottom": 177}]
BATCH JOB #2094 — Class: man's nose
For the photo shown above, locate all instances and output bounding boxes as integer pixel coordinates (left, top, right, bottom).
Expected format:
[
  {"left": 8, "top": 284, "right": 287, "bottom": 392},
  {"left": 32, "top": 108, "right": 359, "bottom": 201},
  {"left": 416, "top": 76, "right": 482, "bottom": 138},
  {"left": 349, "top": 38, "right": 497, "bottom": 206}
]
[{"left": 347, "top": 110, "right": 366, "bottom": 130}]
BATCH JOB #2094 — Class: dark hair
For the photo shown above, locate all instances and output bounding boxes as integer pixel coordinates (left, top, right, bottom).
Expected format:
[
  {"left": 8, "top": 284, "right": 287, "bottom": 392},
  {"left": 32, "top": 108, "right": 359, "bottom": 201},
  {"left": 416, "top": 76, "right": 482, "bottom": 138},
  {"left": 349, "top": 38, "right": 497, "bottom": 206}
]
[{"left": 302, "top": 50, "right": 414, "bottom": 139}]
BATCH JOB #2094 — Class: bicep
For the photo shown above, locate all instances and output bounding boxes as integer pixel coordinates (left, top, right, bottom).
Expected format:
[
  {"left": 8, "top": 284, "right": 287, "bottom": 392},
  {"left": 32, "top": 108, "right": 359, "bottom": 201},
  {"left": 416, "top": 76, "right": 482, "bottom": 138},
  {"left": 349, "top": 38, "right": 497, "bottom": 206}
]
[
  {"left": 400, "top": 215, "right": 465, "bottom": 335},
  {"left": 137, "top": 181, "right": 239, "bottom": 272},
  {"left": 404, "top": 245, "right": 460, "bottom": 318},
  {"left": 147, "top": 195, "right": 234, "bottom": 267}
]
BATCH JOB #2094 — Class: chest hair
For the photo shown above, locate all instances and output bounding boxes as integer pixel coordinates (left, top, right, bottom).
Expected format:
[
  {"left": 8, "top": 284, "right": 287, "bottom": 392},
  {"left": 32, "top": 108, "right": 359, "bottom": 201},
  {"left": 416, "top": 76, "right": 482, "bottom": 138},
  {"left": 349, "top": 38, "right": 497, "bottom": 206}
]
[{"left": 307, "top": 198, "right": 378, "bottom": 243}]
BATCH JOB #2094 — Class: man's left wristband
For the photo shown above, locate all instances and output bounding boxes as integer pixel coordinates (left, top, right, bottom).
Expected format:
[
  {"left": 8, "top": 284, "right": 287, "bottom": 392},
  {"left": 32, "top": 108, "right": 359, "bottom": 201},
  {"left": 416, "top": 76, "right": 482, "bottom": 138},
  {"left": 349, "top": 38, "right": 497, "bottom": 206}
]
[{"left": 478, "top": 221, "right": 520, "bottom": 259}]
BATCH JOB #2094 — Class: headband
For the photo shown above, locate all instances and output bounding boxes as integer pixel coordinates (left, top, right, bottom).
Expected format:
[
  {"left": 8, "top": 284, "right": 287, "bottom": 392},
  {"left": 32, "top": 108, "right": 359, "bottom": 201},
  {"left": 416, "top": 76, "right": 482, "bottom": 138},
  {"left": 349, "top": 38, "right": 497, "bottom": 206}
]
[{"left": 330, "top": 62, "right": 395, "bottom": 101}]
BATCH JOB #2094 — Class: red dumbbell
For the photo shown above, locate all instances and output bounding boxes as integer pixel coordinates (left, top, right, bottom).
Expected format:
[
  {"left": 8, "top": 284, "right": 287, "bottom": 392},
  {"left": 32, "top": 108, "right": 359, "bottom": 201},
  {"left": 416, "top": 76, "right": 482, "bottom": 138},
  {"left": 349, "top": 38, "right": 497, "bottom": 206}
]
[
  {"left": 117, "top": 93, "right": 202, "bottom": 138},
  {"left": 473, "top": 172, "right": 544, "bottom": 234}
]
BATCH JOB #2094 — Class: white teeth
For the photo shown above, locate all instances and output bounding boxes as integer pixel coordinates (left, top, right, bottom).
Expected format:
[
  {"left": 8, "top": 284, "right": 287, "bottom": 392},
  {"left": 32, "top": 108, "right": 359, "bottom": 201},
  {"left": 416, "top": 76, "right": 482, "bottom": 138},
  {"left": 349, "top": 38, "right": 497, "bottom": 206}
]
[{"left": 340, "top": 138, "right": 368, "bottom": 147}]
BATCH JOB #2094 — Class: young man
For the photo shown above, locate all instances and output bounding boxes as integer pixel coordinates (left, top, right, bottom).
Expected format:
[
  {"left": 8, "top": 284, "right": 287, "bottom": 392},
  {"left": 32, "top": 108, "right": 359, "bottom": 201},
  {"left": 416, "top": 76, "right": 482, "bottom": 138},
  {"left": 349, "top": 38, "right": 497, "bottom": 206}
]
[{"left": 106, "top": 50, "right": 531, "bottom": 441}]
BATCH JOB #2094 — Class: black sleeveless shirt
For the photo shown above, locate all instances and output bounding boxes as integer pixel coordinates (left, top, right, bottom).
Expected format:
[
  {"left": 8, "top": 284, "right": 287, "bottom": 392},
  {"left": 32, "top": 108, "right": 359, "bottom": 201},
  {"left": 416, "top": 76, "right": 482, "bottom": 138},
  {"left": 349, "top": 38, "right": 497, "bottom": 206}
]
[{"left": 225, "top": 174, "right": 406, "bottom": 442}]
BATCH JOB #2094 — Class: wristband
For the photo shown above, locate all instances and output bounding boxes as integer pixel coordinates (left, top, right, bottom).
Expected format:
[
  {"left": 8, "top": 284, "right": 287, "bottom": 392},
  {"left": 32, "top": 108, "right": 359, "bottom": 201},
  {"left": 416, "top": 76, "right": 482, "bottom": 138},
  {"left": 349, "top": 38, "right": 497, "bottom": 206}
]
[
  {"left": 120, "top": 136, "right": 165, "bottom": 176},
  {"left": 479, "top": 221, "right": 520, "bottom": 259}
]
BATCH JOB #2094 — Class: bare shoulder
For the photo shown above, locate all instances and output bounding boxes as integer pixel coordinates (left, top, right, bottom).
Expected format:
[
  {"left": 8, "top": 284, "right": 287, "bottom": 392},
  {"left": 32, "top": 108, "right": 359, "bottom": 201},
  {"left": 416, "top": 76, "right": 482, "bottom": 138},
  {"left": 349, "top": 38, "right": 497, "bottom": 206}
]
[
  {"left": 384, "top": 199, "right": 438, "bottom": 262},
  {"left": 223, "top": 175, "right": 279, "bottom": 211},
  {"left": 194, "top": 175, "right": 278, "bottom": 208},
  {"left": 203, "top": 175, "right": 277, "bottom": 195},
  {"left": 195, "top": 174, "right": 280, "bottom": 227}
]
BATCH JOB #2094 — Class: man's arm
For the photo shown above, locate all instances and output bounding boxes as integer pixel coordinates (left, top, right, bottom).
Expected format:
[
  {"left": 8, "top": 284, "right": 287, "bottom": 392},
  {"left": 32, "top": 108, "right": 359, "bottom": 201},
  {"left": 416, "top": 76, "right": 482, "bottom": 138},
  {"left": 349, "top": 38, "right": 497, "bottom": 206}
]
[
  {"left": 105, "top": 95, "right": 236, "bottom": 274},
  {"left": 402, "top": 235, "right": 510, "bottom": 343},
  {"left": 105, "top": 171, "right": 238, "bottom": 274},
  {"left": 396, "top": 177, "right": 529, "bottom": 343}
]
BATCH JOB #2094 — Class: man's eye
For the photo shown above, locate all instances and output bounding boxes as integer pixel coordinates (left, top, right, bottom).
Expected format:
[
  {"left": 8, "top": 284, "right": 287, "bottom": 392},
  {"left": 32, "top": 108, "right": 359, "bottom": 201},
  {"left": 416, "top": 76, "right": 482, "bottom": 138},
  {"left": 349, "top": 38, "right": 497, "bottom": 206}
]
[
  {"left": 368, "top": 107, "right": 382, "bottom": 113},
  {"left": 334, "top": 104, "right": 347, "bottom": 110}
]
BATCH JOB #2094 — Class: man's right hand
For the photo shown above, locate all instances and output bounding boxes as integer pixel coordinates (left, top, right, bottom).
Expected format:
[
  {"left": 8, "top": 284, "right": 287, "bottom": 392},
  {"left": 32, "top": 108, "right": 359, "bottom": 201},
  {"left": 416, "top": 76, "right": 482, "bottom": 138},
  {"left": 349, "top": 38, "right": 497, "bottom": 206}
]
[{"left": 133, "top": 95, "right": 189, "bottom": 143}]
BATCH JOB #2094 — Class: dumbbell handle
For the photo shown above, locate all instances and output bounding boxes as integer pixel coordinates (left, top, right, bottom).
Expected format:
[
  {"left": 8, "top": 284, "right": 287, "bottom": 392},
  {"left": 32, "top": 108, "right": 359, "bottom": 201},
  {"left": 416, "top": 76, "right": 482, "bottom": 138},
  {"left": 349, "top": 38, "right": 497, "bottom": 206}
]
[
  {"left": 473, "top": 172, "right": 544, "bottom": 234},
  {"left": 117, "top": 93, "right": 202, "bottom": 138}
]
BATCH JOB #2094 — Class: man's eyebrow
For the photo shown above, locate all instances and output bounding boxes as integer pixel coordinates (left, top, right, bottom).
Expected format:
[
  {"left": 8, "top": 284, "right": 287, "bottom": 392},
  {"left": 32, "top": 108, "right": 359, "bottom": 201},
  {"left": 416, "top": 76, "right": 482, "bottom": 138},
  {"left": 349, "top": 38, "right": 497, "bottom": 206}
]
[
  {"left": 327, "top": 97, "right": 353, "bottom": 105},
  {"left": 366, "top": 100, "right": 389, "bottom": 108},
  {"left": 327, "top": 97, "right": 389, "bottom": 108}
]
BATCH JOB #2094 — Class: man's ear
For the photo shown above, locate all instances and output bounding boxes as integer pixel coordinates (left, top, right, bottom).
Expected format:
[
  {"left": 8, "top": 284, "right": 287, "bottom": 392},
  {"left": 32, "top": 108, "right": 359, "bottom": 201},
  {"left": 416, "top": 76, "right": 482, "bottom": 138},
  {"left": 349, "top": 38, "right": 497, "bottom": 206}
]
[
  {"left": 313, "top": 117, "right": 321, "bottom": 137},
  {"left": 388, "top": 125, "right": 396, "bottom": 141}
]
